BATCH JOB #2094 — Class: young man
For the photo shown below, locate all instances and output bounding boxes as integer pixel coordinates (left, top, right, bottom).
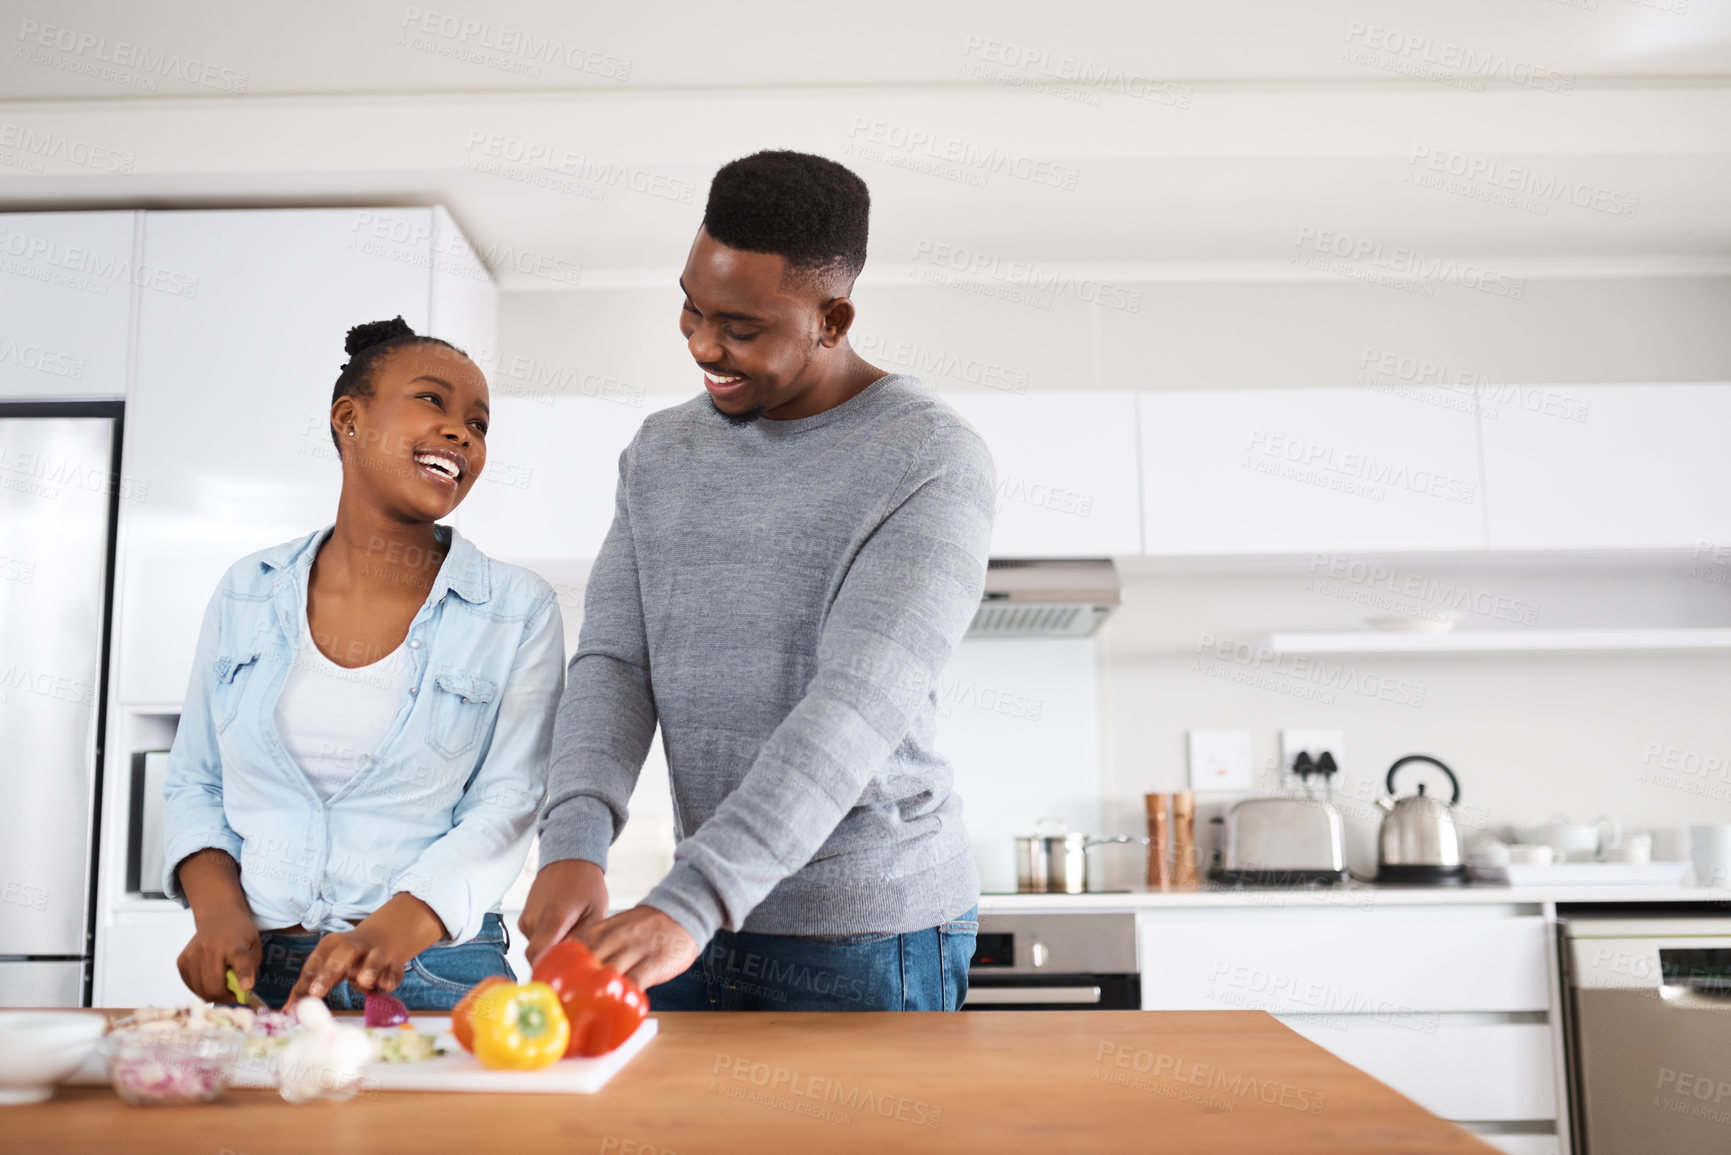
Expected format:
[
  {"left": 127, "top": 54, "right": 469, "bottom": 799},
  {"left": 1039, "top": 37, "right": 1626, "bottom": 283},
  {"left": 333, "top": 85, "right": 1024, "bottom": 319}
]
[{"left": 518, "top": 150, "right": 994, "bottom": 1011}]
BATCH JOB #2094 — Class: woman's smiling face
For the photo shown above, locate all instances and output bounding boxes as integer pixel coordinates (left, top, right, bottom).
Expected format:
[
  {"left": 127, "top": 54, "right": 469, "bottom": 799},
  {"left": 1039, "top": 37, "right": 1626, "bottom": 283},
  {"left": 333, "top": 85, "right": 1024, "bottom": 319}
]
[{"left": 331, "top": 343, "right": 490, "bottom": 522}]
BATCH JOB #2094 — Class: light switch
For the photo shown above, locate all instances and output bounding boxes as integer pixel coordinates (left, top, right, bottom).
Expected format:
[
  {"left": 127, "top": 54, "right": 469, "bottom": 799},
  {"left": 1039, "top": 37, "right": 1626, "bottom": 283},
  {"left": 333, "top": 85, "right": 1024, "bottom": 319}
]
[{"left": 1188, "top": 729, "right": 1253, "bottom": 791}]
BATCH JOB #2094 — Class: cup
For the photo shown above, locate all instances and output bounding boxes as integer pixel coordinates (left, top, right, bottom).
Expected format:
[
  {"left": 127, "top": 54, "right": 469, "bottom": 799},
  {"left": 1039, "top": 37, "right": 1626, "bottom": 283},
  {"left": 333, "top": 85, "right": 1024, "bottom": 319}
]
[
  {"left": 1648, "top": 827, "right": 1691, "bottom": 863},
  {"left": 1602, "top": 831, "right": 1652, "bottom": 865},
  {"left": 1470, "top": 840, "right": 1511, "bottom": 866},
  {"left": 1506, "top": 844, "right": 1556, "bottom": 866},
  {"left": 1690, "top": 825, "right": 1731, "bottom": 888}
]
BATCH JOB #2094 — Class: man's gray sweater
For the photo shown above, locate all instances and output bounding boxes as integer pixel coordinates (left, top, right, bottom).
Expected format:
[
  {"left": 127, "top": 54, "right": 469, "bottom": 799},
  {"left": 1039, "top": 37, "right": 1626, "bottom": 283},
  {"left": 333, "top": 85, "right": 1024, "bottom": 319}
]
[{"left": 537, "top": 375, "right": 995, "bottom": 945}]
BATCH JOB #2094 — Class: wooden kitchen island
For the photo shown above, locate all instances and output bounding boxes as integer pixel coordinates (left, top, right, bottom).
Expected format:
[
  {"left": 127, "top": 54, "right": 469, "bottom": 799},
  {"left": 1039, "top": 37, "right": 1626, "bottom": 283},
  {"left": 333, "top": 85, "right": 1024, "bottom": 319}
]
[{"left": 11, "top": 1010, "right": 1495, "bottom": 1154}]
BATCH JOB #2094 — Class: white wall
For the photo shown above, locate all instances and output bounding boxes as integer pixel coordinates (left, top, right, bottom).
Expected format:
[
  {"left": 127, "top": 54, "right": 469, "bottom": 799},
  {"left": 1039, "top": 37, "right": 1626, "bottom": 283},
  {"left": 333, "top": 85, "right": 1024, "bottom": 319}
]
[
  {"left": 1099, "top": 559, "right": 1731, "bottom": 882},
  {"left": 498, "top": 269, "right": 1731, "bottom": 892},
  {"left": 498, "top": 275, "right": 1731, "bottom": 397}
]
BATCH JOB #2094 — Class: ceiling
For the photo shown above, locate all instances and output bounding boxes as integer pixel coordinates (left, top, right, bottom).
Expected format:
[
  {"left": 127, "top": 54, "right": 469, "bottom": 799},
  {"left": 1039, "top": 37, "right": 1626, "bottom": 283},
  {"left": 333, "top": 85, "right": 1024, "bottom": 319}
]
[{"left": 2, "top": 0, "right": 1729, "bottom": 289}]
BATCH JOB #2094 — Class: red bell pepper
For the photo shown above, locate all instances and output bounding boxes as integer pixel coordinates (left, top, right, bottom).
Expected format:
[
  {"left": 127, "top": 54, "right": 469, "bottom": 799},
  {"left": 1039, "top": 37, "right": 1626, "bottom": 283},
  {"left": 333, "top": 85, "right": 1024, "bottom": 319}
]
[{"left": 530, "top": 940, "right": 649, "bottom": 1057}]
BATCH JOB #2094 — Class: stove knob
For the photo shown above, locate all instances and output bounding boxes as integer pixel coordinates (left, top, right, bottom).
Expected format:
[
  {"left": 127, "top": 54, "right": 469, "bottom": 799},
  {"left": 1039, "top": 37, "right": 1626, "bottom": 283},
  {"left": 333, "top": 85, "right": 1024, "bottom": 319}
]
[{"left": 1031, "top": 941, "right": 1049, "bottom": 969}]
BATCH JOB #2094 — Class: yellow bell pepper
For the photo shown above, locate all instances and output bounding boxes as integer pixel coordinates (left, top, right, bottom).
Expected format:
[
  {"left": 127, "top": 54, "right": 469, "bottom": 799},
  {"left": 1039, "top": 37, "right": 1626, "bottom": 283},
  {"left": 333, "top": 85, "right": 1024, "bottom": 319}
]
[{"left": 469, "top": 981, "right": 571, "bottom": 1070}]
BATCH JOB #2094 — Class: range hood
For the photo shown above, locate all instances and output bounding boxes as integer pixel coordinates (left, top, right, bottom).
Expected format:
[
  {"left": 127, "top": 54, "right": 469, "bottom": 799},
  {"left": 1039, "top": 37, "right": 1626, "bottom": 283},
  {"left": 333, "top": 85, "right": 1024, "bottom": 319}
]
[{"left": 966, "top": 559, "right": 1121, "bottom": 638}]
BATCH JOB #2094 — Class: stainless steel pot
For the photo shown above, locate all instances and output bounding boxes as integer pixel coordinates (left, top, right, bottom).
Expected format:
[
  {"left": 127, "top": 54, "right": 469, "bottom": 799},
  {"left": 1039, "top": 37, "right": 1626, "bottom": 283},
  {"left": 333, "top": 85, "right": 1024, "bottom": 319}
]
[{"left": 1015, "top": 820, "right": 1148, "bottom": 894}]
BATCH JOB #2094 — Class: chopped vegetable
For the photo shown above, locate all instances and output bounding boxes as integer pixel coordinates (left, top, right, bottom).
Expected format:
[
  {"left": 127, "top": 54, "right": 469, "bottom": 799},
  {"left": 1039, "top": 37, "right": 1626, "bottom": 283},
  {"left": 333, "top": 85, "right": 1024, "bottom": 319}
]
[
  {"left": 371, "top": 1028, "right": 441, "bottom": 1064},
  {"left": 531, "top": 940, "right": 649, "bottom": 1057},
  {"left": 450, "top": 974, "right": 508, "bottom": 1054},
  {"left": 103, "top": 1027, "right": 241, "bottom": 1107},
  {"left": 363, "top": 990, "right": 410, "bottom": 1029},
  {"left": 469, "top": 982, "right": 569, "bottom": 1070}
]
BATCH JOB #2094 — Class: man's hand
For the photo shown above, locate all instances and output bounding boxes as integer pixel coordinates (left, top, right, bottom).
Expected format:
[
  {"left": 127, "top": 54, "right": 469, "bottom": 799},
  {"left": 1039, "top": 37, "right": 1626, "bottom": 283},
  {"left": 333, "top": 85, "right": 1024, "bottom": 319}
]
[
  {"left": 286, "top": 893, "right": 445, "bottom": 1005},
  {"left": 578, "top": 905, "right": 699, "bottom": 990},
  {"left": 177, "top": 907, "right": 262, "bottom": 1003},
  {"left": 519, "top": 859, "right": 610, "bottom": 966}
]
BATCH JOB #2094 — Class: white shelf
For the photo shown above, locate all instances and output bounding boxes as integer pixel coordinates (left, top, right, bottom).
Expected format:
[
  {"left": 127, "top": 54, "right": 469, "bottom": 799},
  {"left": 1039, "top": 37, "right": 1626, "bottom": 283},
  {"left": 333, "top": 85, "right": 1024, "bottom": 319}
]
[{"left": 1266, "top": 628, "right": 1731, "bottom": 654}]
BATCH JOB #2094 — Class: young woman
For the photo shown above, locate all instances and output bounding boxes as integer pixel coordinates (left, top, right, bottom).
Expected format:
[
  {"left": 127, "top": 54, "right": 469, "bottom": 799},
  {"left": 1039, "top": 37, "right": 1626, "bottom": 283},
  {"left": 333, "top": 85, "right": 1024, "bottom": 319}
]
[{"left": 162, "top": 317, "right": 564, "bottom": 1011}]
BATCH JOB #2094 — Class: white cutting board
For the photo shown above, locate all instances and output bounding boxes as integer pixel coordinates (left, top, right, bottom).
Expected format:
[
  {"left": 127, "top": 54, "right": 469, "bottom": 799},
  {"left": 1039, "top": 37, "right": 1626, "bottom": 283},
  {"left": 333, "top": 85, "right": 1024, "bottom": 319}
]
[{"left": 70, "top": 1016, "right": 657, "bottom": 1095}]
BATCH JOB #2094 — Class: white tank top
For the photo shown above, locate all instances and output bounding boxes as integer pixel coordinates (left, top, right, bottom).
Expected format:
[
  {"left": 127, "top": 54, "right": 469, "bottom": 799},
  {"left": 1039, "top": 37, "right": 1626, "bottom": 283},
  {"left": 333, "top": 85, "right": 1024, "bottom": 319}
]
[{"left": 275, "top": 630, "right": 412, "bottom": 801}]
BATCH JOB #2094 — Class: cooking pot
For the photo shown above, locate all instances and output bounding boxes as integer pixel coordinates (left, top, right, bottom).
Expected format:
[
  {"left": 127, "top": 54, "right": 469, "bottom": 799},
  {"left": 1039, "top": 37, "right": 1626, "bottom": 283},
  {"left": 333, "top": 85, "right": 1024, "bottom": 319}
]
[{"left": 1015, "top": 819, "right": 1148, "bottom": 894}]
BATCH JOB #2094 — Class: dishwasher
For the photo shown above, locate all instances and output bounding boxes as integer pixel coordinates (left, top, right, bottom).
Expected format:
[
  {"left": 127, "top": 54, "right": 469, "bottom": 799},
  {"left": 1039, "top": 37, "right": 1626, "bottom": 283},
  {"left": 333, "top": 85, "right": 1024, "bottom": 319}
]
[{"left": 1562, "top": 914, "right": 1731, "bottom": 1155}]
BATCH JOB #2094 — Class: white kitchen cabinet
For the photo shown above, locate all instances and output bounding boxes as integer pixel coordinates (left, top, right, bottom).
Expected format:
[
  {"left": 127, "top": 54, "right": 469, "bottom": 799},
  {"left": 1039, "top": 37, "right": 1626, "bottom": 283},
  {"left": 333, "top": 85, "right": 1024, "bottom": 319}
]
[
  {"left": 946, "top": 391, "right": 1142, "bottom": 557},
  {"left": 1136, "top": 906, "right": 1561, "bottom": 1134},
  {"left": 1139, "top": 388, "right": 1486, "bottom": 554},
  {"left": 1137, "top": 910, "right": 1550, "bottom": 1013},
  {"left": 1279, "top": 1019, "right": 1557, "bottom": 1122},
  {"left": 1480, "top": 383, "right": 1731, "bottom": 550},
  {"left": 451, "top": 394, "right": 685, "bottom": 564},
  {"left": 116, "top": 208, "right": 493, "bottom": 704},
  {"left": 0, "top": 211, "right": 137, "bottom": 400}
]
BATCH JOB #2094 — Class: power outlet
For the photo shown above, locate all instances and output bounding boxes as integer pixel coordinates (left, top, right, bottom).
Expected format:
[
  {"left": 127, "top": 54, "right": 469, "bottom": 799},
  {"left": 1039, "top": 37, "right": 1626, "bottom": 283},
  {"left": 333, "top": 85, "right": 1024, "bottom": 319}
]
[
  {"left": 1188, "top": 729, "right": 1253, "bottom": 791},
  {"left": 1280, "top": 728, "right": 1344, "bottom": 778}
]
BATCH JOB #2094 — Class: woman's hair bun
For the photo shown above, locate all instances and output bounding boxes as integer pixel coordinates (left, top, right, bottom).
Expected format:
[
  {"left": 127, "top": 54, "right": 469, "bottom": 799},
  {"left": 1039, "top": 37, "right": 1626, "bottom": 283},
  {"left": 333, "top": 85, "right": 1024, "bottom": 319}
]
[{"left": 344, "top": 316, "right": 417, "bottom": 357}]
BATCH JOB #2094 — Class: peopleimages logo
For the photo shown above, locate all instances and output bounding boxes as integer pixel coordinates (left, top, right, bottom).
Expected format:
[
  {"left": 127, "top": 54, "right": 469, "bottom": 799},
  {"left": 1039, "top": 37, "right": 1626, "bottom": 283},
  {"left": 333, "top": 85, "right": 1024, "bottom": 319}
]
[
  {"left": 911, "top": 239, "right": 1143, "bottom": 313},
  {"left": 1407, "top": 146, "right": 1639, "bottom": 220},
  {"left": 0, "top": 224, "right": 200, "bottom": 299},
  {"left": 1294, "top": 227, "right": 1525, "bottom": 300},
  {"left": 15, "top": 18, "right": 250, "bottom": 92},
  {"left": 398, "top": 7, "right": 631, "bottom": 81},
  {"left": 1243, "top": 430, "right": 1478, "bottom": 506},
  {"left": 1341, "top": 22, "right": 1575, "bottom": 95},
  {"left": 846, "top": 117, "right": 1080, "bottom": 191}
]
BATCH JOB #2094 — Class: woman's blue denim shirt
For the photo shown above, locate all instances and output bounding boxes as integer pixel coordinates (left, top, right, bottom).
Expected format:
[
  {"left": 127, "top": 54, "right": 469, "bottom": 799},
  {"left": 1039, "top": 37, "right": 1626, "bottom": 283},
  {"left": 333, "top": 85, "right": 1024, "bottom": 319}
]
[{"left": 161, "top": 525, "right": 564, "bottom": 944}]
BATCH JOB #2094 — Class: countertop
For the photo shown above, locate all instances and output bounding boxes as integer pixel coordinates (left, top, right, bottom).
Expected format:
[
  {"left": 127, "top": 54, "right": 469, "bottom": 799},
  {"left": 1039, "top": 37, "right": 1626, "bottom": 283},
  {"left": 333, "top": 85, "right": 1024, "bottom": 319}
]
[
  {"left": 979, "top": 881, "right": 1731, "bottom": 912},
  {"left": 10, "top": 1010, "right": 1494, "bottom": 1155}
]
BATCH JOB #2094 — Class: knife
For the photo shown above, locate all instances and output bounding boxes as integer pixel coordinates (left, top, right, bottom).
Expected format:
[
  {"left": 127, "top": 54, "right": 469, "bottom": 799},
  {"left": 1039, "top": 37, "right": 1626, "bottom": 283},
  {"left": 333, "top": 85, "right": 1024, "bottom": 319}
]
[{"left": 226, "top": 967, "right": 271, "bottom": 1011}]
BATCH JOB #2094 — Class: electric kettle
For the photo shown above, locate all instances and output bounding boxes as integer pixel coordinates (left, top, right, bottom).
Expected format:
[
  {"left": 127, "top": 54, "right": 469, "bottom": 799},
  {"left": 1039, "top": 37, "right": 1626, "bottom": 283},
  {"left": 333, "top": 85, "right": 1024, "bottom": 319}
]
[{"left": 1375, "top": 754, "right": 1467, "bottom": 884}]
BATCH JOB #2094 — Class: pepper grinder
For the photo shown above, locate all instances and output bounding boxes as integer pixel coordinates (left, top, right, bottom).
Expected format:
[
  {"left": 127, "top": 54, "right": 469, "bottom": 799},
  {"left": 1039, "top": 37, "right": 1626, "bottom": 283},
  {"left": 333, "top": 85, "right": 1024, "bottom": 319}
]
[
  {"left": 1172, "top": 791, "right": 1199, "bottom": 889},
  {"left": 1144, "top": 793, "right": 1171, "bottom": 889}
]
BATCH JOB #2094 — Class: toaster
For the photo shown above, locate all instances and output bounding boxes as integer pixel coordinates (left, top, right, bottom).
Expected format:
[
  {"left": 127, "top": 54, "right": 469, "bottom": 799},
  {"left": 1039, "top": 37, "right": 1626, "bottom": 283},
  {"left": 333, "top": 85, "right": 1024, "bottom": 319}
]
[{"left": 1212, "top": 797, "right": 1348, "bottom": 886}]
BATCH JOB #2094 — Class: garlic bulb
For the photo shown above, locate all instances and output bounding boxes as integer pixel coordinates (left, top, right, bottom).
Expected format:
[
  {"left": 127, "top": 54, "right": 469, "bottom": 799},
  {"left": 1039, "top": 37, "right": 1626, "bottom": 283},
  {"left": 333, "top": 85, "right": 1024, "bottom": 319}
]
[{"left": 277, "top": 999, "right": 374, "bottom": 1104}]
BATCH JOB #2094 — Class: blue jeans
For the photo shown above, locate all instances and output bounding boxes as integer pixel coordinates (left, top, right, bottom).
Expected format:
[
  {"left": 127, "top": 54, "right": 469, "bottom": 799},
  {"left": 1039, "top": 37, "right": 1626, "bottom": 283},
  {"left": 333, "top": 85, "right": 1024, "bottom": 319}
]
[
  {"left": 650, "top": 907, "right": 977, "bottom": 1012},
  {"left": 251, "top": 912, "right": 514, "bottom": 1012}
]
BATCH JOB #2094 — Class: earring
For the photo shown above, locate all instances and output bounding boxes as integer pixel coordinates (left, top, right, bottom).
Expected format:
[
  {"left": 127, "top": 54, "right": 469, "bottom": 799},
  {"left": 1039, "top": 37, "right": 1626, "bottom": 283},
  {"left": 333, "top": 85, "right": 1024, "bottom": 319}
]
[{"left": 347, "top": 429, "right": 355, "bottom": 437}]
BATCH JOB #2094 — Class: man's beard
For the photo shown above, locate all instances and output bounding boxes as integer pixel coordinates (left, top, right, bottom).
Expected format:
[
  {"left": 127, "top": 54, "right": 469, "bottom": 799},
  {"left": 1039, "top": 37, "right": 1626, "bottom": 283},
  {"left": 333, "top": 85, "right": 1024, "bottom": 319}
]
[{"left": 711, "top": 397, "right": 763, "bottom": 426}]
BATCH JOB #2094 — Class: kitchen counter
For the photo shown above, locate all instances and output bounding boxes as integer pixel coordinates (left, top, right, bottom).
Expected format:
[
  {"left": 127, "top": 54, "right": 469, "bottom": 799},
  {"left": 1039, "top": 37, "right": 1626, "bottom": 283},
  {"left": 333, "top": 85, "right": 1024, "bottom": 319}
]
[
  {"left": 981, "top": 881, "right": 1731, "bottom": 912},
  {"left": 11, "top": 1010, "right": 1494, "bottom": 1154}
]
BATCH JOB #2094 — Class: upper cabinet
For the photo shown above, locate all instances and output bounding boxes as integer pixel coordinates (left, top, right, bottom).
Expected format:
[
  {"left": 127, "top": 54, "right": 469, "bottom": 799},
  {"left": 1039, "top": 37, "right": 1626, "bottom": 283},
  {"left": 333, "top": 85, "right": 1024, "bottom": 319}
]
[
  {"left": 117, "top": 208, "right": 493, "bottom": 704},
  {"left": 946, "top": 391, "right": 1143, "bottom": 557},
  {"left": 452, "top": 394, "right": 683, "bottom": 564},
  {"left": 0, "top": 211, "right": 137, "bottom": 400},
  {"left": 1139, "top": 388, "right": 1486, "bottom": 555},
  {"left": 1480, "top": 384, "right": 1731, "bottom": 550}
]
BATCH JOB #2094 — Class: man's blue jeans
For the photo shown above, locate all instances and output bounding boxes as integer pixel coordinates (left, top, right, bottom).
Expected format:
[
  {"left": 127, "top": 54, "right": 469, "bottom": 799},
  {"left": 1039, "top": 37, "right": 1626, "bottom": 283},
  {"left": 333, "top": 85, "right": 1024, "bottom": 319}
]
[{"left": 649, "top": 907, "right": 978, "bottom": 1011}]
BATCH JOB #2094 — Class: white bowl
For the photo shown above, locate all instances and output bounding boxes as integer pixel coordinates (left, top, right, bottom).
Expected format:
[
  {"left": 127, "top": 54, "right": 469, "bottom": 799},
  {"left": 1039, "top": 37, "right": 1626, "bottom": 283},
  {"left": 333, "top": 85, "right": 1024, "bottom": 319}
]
[{"left": 0, "top": 1010, "right": 108, "bottom": 1105}]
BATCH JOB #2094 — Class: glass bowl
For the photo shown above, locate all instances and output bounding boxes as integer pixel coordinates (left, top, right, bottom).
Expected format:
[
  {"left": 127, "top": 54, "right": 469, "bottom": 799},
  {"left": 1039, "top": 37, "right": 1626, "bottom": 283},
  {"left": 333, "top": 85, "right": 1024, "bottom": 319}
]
[{"left": 101, "top": 1027, "right": 243, "bottom": 1106}]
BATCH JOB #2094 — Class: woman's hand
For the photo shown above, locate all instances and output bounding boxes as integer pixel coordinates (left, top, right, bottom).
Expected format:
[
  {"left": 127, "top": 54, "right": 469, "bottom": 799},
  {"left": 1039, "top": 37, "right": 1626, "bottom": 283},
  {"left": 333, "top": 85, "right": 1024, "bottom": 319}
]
[
  {"left": 519, "top": 859, "right": 610, "bottom": 967},
  {"left": 174, "top": 848, "right": 261, "bottom": 1002},
  {"left": 177, "top": 907, "right": 262, "bottom": 1002},
  {"left": 286, "top": 893, "right": 446, "bottom": 1005}
]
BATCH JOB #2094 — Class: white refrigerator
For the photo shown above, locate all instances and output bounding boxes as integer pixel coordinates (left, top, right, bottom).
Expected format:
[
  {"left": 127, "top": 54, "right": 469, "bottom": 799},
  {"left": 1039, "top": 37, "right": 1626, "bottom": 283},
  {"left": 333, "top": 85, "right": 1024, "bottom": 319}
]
[{"left": 0, "top": 405, "right": 119, "bottom": 1006}]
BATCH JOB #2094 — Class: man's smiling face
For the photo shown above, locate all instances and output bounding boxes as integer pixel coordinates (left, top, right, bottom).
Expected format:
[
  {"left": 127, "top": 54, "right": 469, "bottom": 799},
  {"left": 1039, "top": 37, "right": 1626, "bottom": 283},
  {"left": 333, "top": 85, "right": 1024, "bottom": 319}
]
[{"left": 678, "top": 226, "right": 838, "bottom": 423}]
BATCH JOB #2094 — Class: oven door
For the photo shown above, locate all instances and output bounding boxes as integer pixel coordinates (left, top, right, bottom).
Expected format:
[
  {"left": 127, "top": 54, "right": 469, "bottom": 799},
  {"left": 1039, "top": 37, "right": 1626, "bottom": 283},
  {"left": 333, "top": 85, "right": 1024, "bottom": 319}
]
[{"left": 964, "top": 911, "right": 1140, "bottom": 1010}]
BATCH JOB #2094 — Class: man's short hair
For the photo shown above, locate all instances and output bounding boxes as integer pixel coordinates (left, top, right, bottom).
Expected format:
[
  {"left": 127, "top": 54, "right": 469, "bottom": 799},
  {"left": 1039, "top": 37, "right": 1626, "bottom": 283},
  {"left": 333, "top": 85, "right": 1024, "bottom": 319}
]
[{"left": 703, "top": 150, "right": 870, "bottom": 291}]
